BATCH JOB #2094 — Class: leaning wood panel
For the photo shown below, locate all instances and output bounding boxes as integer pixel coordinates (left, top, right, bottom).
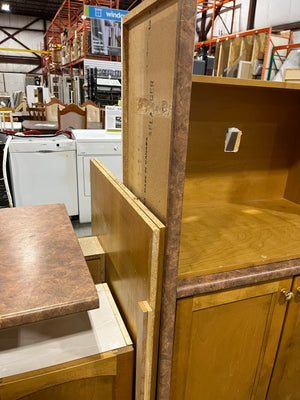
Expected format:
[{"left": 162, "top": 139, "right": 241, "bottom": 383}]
[
  {"left": 122, "top": 1, "right": 197, "bottom": 398},
  {"left": 91, "top": 159, "right": 165, "bottom": 400}
]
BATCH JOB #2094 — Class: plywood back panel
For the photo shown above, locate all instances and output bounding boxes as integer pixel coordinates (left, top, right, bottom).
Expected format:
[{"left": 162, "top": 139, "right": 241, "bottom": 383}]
[
  {"left": 183, "top": 77, "right": 300, "bottom": 205},
  {"left": 91, "top": 159, "right": 164, "bottom": 400}
]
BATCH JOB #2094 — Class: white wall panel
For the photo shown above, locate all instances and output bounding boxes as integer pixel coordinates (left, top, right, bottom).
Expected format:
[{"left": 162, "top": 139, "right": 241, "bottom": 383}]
[
  {"left": 255, "top": 0, "right": 300, "bottom": 28},
  {"left": 0, "top": 14, "right": 48, "bottom": 74}
]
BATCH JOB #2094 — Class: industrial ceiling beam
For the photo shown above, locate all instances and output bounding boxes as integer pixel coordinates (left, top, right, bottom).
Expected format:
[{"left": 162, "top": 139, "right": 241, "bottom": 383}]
[
  {"left": 272, "top": 21, "right": 300, "bottom": 31},
  {"left": 0, "top": 56, "right": 41, "bottom": 65}
]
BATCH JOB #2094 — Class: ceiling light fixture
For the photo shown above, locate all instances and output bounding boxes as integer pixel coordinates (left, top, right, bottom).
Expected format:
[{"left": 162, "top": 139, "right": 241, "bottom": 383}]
[{"left": 1, "top": 3, "right": 10, "bottom": 11}]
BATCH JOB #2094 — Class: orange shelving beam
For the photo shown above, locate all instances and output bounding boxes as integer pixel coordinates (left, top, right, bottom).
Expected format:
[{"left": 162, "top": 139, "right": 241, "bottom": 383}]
[{"left": 197, "top": 0, "right": 236, "bottom": 55}]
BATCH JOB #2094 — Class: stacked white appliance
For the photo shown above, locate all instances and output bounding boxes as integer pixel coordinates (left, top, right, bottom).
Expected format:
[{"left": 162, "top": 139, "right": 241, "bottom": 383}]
[{"left": 72, "top": 129, "right": 122, "bottom": 223}]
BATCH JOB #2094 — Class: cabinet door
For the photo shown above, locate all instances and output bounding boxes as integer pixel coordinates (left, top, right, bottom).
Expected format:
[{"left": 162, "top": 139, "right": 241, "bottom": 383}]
[
  {"left": 170, "top": 279, "right": 292, "bottom": 400},
  {"left": 267, "top": 275, "right": 300, "bottom": 400}
]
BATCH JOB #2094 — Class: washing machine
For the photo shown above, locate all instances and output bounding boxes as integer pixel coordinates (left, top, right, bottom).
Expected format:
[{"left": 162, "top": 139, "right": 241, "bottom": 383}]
[{"left": 72, "top": 129, "right": 122, "bottom": 223}]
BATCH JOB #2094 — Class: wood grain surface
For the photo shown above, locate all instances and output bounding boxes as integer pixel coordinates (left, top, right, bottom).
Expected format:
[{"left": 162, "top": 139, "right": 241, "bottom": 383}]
[
  {"left": 0, "top": 347, "right": 134, "bottom": 400},
  {"left": 179, "top": 199, "right": 300, "bottom": 278},
  {"left": 267, "top": 275, "right": 300, "bottom": 399},
  {"left": 91, "top": 159, "right": 165, "bottom": 400},
  {"left": 123, "top": 1, "right": 197, "bottom": 399},
  {"left": 171, "top": 279, "right": 292, "bottom": 400}
]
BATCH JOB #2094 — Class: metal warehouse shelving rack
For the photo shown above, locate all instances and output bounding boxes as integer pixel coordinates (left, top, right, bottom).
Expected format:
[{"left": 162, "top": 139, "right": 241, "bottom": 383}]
[
  {"left": 43, "top": 0, "right": 121, "bottom": 98},
  {"left": 196, "top": 0, "right": 236, "bottom": 55}
]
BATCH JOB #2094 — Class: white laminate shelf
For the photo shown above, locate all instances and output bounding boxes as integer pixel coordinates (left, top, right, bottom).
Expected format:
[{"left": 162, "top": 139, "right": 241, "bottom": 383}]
[{"left": 0, "top": 283, "right": 132, "bottom": 378}]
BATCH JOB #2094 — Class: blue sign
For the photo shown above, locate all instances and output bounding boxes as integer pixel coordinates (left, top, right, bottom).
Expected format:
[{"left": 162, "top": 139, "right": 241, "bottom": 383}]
[{"left": 85, "top": 5, "right": 128, "bottom": 21}]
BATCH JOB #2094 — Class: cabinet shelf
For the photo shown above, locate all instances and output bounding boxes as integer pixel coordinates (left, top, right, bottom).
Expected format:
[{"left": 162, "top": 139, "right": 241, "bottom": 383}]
[{"left": 179, "top": 198, "right": 300, "bottom": 279}]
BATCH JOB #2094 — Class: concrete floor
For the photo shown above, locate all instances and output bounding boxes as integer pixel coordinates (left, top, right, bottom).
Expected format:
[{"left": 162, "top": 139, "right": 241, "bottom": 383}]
[{"left": 71, "top": 219, "right": 92, "bottom": 237}]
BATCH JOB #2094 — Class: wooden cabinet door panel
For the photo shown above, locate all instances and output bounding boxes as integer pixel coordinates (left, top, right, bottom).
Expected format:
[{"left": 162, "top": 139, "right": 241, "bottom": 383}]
[
  {"left": 171, "top": 279, "right": 292, "bottom": 400},
  {"left": 267, "top": 275, "right": 300, "bottom": 400}
]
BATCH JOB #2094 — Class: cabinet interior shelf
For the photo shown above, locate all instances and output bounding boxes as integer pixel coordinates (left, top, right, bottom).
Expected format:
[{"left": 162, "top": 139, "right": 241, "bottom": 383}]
[
  {"left": 178, "top": 76, "right": 300, "bottom": 279},
  {"left": 179, "top": 198, "right": 300, "bottom": 278}
]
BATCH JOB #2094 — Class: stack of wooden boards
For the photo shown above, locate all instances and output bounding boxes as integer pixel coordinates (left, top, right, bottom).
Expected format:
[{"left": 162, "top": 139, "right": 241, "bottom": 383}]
[{"left": 212, "top": 28, "right": 292, "bottom": 79}]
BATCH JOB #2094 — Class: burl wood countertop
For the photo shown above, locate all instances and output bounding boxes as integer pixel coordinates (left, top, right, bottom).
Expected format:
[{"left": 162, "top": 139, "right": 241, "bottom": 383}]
[{"left": 0, "top": 204, "right": 99, "bottom": 329}]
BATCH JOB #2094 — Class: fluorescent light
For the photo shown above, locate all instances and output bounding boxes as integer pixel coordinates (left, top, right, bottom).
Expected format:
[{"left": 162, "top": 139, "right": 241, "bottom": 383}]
[{"left": 1, "top": 3, "right": 10, "bottom": 11}]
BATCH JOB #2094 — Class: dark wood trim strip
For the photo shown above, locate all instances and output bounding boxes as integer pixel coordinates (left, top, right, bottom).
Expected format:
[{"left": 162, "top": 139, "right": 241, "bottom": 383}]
[
  {"left": 156, "top": 1, "right": 197, "bottom": 399},
  {"left": 177, "top": 259, "right": 300, "bottom": 299}
]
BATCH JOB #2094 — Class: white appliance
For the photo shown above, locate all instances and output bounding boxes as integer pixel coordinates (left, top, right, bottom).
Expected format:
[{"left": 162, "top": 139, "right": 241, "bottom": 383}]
[
  {"left": 9, "top": 135, "right": 78, "bottom": 216},
  {"left": 72, "top": 129, "right": 122, "bottom": 223}
]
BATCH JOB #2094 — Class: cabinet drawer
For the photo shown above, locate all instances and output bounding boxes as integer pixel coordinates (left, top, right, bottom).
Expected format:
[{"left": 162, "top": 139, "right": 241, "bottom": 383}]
[{"left": 0, "top": 284, "right": 134, "bottom": 400}]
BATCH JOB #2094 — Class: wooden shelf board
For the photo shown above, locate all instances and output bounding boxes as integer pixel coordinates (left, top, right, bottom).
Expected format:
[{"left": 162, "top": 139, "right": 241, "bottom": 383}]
[
  {"left": 178, "top": 198, "right": 300, "bottom": 279},
  {"left": 192, "top": 75, "right": 300, "bottom": 91}
]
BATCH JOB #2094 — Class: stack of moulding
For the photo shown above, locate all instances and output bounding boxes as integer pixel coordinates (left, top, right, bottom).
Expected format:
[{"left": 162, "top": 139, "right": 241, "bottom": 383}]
[
  {"left": 53, "top": 47, "right": 62, "bottom": 67},
  {"left": 79, "top": 33, "right": 84, "bottom": 57},
  {"left": 65, "top": 42, "right": 70, "bottom": 64},
  {"left": 73, "top": 37, "right": 80, "bottom": 60},
  {"left": 86, "top": 31, "right": 91, "bottom": 55}
]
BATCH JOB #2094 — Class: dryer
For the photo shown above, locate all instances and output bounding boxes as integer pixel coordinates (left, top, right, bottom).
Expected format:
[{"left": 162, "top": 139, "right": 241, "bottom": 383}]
[{"left": 72, "top": 129, "right": 122, "bottom": 223}]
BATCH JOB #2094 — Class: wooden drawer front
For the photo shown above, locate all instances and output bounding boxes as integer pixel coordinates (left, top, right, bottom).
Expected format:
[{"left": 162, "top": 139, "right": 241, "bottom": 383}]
[
  {"left": 0, "top": 284, "right": 134, "bottom": 400},
  {"left": 170, "top": 279, "right": 292, "bottom": 400},
  {"left": 0, "top": 348, "right": 133, "bottom": 400}
]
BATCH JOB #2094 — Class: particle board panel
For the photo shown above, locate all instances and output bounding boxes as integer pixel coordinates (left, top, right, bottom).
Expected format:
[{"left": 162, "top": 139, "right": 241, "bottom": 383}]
[
  {"left": 78, "top": 236, "right": 105, "bottom": 261},
  {"left": 122, "top": 0, "right": 178, "bottom": 223},
  {"left": 216, "top": 40, "right": 230, "bottom": 76},
  {"left": 227, "top": 37, "right": 242, "bottom": 69},
  {"left": 90, "top": 159, "right": 165, "bottom": 400},
  {"left": 241, "top": 35, "right": 255, "bottom": 61},
  {"left": 283, "top": 68, "right": 300, "bottom": 83},
  {"left": 78, "top": 236, "right": 105, "bottom": 283}
]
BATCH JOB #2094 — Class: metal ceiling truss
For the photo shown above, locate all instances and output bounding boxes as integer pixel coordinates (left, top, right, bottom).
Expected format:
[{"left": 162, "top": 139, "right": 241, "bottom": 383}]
[{"left": 0, "top": 17, "right": 47, "bottom": 73}]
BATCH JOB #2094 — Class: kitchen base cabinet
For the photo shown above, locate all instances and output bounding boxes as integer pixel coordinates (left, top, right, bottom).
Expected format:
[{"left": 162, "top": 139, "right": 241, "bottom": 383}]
[
  {"left": 0, "top": 284, "right": 134, "bottom": 400},
  {"left": 267, "top": 275, "right": 300, "bottom": 399},
  {"left": 170, "top": 279, "right": 292, "bottom": 400}
]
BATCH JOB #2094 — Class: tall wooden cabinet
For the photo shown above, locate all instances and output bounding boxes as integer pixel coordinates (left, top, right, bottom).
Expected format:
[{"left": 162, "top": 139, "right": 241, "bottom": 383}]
[{"left": 92, "top": 0, "right": 300, "bottom": 399}]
